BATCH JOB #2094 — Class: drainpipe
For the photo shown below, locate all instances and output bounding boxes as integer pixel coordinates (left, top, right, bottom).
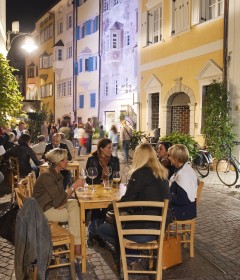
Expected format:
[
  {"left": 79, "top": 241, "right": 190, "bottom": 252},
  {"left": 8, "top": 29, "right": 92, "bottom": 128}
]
[
  {"left": 223, "top": 0, "right": 229, "bottom": 87},
  {"left": 97, "top": 0, "right": 101, "bottom": 122},
  {"left": 73, "top": 0, "right": 78, "bottom": 121}
]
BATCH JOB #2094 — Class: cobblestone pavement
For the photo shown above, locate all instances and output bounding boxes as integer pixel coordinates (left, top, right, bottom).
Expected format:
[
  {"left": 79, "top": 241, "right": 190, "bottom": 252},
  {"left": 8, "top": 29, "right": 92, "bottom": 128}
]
[{"left": 1, "top": 154, "right": 240, "bottom": 279}]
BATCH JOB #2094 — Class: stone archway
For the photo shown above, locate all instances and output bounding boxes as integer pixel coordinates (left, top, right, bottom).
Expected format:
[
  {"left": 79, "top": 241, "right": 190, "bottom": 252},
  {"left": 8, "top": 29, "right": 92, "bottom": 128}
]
[{"left": 162, "top": 78, "right": 196, "bottom": 136}]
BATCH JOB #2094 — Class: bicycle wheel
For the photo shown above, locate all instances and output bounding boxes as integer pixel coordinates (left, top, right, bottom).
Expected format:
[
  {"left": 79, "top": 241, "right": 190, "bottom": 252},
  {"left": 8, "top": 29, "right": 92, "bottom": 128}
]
[
  {"left": 216, "top": 158, "right": 238, "bottom": 187},
  {"left": 195, "top": 153, "right": 210, "bottom": 178}
]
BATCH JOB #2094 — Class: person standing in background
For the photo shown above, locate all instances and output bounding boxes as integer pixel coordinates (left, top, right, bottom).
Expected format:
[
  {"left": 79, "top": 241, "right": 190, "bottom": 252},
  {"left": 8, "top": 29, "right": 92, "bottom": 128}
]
[
  {"left": 85, "top": 118, "right": 94, "bottom": 154},
  {"left": 41, "top": 121, "right": 49, "bottom": 143},
  {"left": 99, "top": 125, "right": 105, "bottom": 139},
  {"left": 120, "top": 120, "right": 132, "bottom": 164},
  {"left": 108, "top": 125, "right": 119, "bottom": 157},
  {"left": 77, "top": 123, "right": 87, "bottom": 157},
  {"left": 73, "top": 123, "right": 79, "bottom": 148},
  {"left": 58, "top": 120, "right": 71, "bottom": 140}
]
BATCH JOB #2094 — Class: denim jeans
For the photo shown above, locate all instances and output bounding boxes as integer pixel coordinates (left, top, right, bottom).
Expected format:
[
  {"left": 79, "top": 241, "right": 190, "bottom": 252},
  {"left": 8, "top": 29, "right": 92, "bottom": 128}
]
[{"left": 122, "top": 140, "right": 130, "bottom": 164}]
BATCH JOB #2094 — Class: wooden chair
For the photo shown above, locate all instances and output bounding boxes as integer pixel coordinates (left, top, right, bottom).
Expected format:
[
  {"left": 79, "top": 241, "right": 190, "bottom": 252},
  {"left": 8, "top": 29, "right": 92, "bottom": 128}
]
[
  {"left": 15, "top": 182, "right": 76, "bottom": 280},
  {"left": 169, "top": 181, "right": 204, "bottom": 257},
  {"left": 26, "top": 171, "right": 37, "bottom": 196},
  {"left": 113, "top": 200, "right": 169, "bottom": 280},
  {"left": 9, "top": 156, "right": 21, "bottom": 201}
]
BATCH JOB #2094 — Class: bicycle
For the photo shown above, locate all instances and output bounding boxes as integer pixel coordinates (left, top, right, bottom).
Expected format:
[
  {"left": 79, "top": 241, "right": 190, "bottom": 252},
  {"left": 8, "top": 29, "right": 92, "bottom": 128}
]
[
  {"left": 192, "top": 149, "right": 213, "bottom": 178},
  {"left": 216, "top": 141, "right": 240, "bottom": 187}
]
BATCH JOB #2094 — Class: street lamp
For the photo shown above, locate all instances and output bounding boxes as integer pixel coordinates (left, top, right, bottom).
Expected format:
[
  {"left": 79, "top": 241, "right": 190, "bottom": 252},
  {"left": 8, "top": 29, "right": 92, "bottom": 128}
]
[{"left": 6, "top": 21, "right": 37, "bottom": 53}]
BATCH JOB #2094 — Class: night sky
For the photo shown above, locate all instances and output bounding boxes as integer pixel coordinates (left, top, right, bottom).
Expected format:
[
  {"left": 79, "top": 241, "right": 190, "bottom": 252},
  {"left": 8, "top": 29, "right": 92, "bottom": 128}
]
[{"left": 6, "top": 0, "right": 59, "bottom": 33}]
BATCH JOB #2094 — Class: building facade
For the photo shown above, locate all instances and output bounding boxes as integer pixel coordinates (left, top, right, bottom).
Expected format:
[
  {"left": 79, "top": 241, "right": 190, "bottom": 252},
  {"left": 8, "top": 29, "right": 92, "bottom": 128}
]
[
  {"left": 0, "top": 0, "right": 6, "bottom": 57},
  {"left": 139, "top": 0, "right": 224, "bottom": 144}
]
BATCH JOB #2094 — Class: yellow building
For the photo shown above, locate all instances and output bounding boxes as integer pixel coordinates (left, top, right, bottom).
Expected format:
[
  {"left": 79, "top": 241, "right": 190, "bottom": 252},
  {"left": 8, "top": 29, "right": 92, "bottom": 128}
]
[
  {"left": 139, "top": 0, "right": 224, "bottom": 144},
  {"left": 25, "top": 11, "right": 55, "bottom": 116}
]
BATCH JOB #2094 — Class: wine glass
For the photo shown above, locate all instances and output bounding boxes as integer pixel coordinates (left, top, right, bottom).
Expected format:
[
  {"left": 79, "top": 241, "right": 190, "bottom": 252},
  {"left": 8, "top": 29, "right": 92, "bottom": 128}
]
[
  {"left": 80, "top": 168, "right": 87, "bottom": 191},
  {"left": 123, "top": 165, "right": 130, "bottom": 186},
  {"left": 105, "top": 166, "right": 112, "bottom": 178},
  {"left": 113, "top": 171, "right": 121, "bottom": 187},
  {"left": 87, "top": 167, "right": 98, "bottom": 192}
]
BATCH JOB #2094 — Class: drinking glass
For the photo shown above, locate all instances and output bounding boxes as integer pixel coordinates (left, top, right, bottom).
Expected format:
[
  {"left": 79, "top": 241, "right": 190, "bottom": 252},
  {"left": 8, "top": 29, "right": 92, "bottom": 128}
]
[
  {"left": 87, "top": 167, "right": 98, "bottom": 192},
  {"left": 123, "top": 165, "right": 130, "bottom": 186},
  {"left": 105, "top": 166, "right": 112, "bottom": 178},
  {"left": 103, "top": 178, "right": 112, "bottom": 191},
  {"left": 80, "top": 168, "right": 87, "bottom": 191},
  {"left": 113, "top": 171, "right": 121, "bottom": 187}
]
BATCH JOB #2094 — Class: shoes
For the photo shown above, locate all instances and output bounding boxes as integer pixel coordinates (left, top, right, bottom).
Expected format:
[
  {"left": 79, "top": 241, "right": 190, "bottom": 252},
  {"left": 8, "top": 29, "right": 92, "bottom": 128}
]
[
  {"left": 87, "top": 234, "right": 106, "bottom": 248},
  {"left": 74, "top": 244, "right": 82, "bottom": 259}
]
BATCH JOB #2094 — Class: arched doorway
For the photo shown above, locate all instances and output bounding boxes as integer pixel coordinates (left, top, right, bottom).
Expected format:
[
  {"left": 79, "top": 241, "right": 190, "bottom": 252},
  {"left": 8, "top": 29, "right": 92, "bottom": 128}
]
[{"left": 170, "top": 93, "right": 190, "bottom": 134}]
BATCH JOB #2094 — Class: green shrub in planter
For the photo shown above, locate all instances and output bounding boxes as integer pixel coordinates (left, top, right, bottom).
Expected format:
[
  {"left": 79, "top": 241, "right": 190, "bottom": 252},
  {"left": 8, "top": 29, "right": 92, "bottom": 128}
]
[{"left": 160, "top": 132, "right": 199, "bottom": 158}]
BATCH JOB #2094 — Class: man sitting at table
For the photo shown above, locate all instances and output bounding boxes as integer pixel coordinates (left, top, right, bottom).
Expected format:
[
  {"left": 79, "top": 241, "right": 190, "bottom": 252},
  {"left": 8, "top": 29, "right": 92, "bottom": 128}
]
[{"left": 43, "top": 133, "right": 72, "bottom": 189}]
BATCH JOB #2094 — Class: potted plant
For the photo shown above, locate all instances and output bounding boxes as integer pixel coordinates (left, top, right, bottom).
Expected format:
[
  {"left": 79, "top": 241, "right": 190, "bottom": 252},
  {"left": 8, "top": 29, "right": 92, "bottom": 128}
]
[
  {"left": 202, "top": 81, "right": 235, "bottom": 160},
  {"left": 160, "top": 132, "right": 199, "bottom": 159}
]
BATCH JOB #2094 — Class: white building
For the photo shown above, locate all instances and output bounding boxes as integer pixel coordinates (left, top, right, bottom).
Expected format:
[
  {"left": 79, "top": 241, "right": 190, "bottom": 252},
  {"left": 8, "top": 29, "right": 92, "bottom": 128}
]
[
  {"left": 75, "top": 0, "right": 100, "bottom": 124},
  {"left": 52, "top": 0, "right": 74, "bottom": 122},
  {"left": 99, "top": 0, "right": 138, "bottom": 131},
  {"left": 0, "top": 0, "right": 7, "bottom": 57}
]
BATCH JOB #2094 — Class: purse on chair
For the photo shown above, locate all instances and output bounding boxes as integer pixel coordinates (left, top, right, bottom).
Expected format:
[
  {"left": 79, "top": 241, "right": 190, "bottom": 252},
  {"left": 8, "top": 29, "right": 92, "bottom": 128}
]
[{"left": 162, "top": 225, "right": 182, "bottom": 270}]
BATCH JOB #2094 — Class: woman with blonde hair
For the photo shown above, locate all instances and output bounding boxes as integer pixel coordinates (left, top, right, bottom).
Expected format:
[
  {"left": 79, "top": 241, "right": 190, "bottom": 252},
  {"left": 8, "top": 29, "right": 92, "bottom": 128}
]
[
  {"left": 98, "top": 143, "right": 170, "bottom": 249},
  {"left": 33, "top": 148, "right": 84, "bottom": 258}
]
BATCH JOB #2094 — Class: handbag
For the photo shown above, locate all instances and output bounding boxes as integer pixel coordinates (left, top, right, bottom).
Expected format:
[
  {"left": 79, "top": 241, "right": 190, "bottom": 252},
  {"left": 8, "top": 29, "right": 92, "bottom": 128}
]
[
  {"left": 162, "top": 226, "right": 182, "bottom": 270},
  {"left": 0, "top": 202, "right": 19, "bottom": 244}
]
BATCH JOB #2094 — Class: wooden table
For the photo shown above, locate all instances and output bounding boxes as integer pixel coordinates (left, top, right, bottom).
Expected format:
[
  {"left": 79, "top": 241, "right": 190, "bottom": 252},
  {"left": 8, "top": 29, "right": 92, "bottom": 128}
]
[
  {"left": 39, "top": 161, "right": 81, "bottom": 180},
  {"left": 75, "top": 184, "right": 126, "bottom": 272}
]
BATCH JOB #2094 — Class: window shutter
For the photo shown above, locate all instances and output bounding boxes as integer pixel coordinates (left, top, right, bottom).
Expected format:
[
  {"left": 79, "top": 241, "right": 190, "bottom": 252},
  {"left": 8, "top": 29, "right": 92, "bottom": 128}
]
[
  {"left": 93, "top": 16, "right": 99, "bottom": 32},
  {"left": 191, "top": 0, "right": 200, "bottom": 25},
  {"left": 79, "top": 95, "right": 84, "bottom": 108},
  {"left": 79, "top": 58, "right": 83, "bottom": 72},
  {"left": 74, "top": 62, "right": 78, "bottom": 75},
  {"left": 182, "top": 0, "right": 190, "bottom": 30},
  {"left": 88, "top": 57, "right": 94, "bottom": 71},
  {"left": 141, "top": 11, "right": 148, "bottom": 47},
  {"left": 76, "top": 26, "right": 80, "bottom": 40},
  {"left": 90, "top": 93, "right": 96, "bottom": 108},
  {"left": 86, "top": 20, "right": 91, "bottom": 35},
  {"left": 175, "top": 0, "right": 181, "bottom": 34}
]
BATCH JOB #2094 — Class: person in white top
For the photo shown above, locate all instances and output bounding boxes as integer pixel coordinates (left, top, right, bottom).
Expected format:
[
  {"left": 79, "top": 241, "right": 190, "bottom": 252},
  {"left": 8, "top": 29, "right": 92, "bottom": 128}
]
[
  {"left": 73, "top": 123, "right": 79, "bottom": 148},
  {"left": 32, "top": 135, "right": 47, "bottom": 160},
  {"left": 59, "top": 132, "right": 74, "bottom": 159},
  {"left": 108, "top": 124, "right": 119, "bottom": 157},
  {"left": 77, "top": 123, "right": 87, "bottom": 156}
]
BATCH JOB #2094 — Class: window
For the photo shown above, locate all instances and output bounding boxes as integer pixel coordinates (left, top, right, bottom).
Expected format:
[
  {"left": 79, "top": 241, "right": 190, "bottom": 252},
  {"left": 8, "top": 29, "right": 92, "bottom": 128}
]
[
  {"left": 27, "top": 66, "right": 34, "bottom": 78},
  {"left": 57, "top": 83, "right": 61, "bottom": 97},
  {"left": 55, "top": 49, "right": 63, "bottom": 61},
  {"left": 192, "top": 0, "right": 224, "bottom": 25},
  {"left": 114, "top": 80, "right": 118, "bottom": 95},
  {"left": 141, "top": 4, "right": 163, "bottom": 47},
  {"left": 62, "top": 82, "right": 66, "bottom": 96},
  {"left": 172, "top": 0, "right": 190, "bottom": 35},
  {"left": 112, "top": 0, "right": 119, "bottom": 7},
  {"left": 90, "top": 93, "right": 96, "bottom": 108},
  {"left": 43, "top": 56, "right": 49, "bottom": 68},
  {"left": 40, "top": 83, "right": 53, "bottom": 98},
  {"left": 67, "top": 81, "right": 72, "bottom": 96},
  {"left": 67, "top": 44, "right": 73, "bottom": 59},
  {"left": 79, "top": 95, "right": 84, "bottom": 108},
  {"left": 124, "top": 31, "right": 130, "bottom": 47},
  {"left": 105, "top": 82, "right": 109, "bottom": 96},
  {"left": 58, "top": 20, "right": 63, "bottom": 34},
  {"left": 103, "top": 0, "right": 110, "bottom": 12},
  {"left": 67, "top": 13, "right": 72, "bottom": 29}
]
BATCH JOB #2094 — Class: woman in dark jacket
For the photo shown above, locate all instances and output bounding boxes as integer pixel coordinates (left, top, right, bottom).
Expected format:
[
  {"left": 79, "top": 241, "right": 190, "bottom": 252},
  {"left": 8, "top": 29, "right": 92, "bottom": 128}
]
[
  {"left": 86, "top": 138, "right": 120, "bottom": 184},
  {"left": 98, "top": 143, "right": 170, "bottom": 248},
  {"left": 86, "top": 138, "right": 120, "bottom": 245},
  {"left": 4, "top": 133, "right": 42, "bottom": 177}
]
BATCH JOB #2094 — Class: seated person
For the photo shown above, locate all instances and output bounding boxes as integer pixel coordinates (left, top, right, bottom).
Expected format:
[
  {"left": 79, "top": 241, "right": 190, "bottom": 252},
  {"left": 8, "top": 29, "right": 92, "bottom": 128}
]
[
  {"left": 85, "top": 138, "right": 120, "bottom": 245},
  {"left": 32, "top": 148, "right": 84, "bottom": 258},
  {"left": 168, "top": 144, "right": 198, "bottom": 220},
  {"left": 32, "top": 135, "right": 47, "bottom": 160},
  {"left": 43, "top": 133, "right": 72, "bottom": 189},
  {"left": 98, "top": 143, "right": 170, "bottom": 251},
  {"left": 4, "top": 133, "right": 43, "bottom": 178},
  {"left": 157, "top": 141, "right": 175, "bottom": 179}
]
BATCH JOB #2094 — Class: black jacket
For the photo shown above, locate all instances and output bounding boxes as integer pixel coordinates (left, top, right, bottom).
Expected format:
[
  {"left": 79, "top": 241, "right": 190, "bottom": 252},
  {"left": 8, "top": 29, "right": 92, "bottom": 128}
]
[
  {"left": 120, "top": 166, "right": 170, "bottom": 229},
  {"left": 86, "top": 153, "right": 120, "bottom": 184},
  {"left": 43, "top": 143, "right": 72, "bottom": 161}
]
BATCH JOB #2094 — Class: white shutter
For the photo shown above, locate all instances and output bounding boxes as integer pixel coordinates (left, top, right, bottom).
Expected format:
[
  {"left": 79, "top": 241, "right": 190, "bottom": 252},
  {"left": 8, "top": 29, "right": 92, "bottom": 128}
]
[
  {"left": 182, "top": 0, "right": 190, "bottom": 30},
  {"left": 175, "top": 0, "right": 182, "bottom": 34},
  {"left": 192, "top": 0, "right": 200, "bottom": 25},
  {"left": 141, "top": 11, "right": 148, "bottom": 47}
]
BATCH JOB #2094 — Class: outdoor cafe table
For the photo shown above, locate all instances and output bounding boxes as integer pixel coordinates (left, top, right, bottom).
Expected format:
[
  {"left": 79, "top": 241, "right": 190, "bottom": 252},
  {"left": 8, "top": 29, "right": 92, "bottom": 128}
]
[
  {"left": 75, "top": 184, "right": 126, "bottom": 272},
  {"left": 39, "top": 161, "right": 81, "bottom": 180}
]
